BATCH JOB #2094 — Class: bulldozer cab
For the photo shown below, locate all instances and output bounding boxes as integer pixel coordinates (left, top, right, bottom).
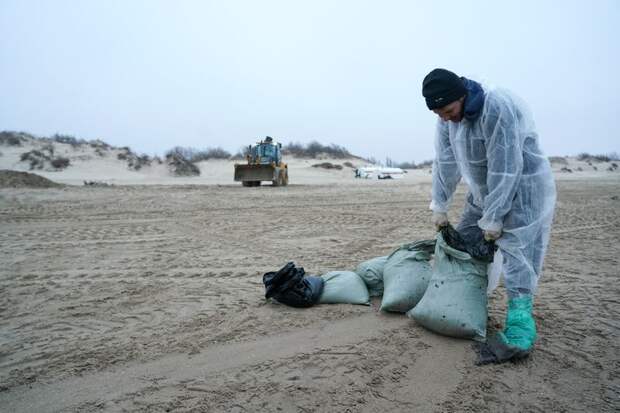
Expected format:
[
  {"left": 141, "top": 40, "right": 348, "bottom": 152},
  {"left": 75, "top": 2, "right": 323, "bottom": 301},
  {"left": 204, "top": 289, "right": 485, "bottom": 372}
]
[{"left": 249, "top": 137, "right": 282, "bottom": 165}]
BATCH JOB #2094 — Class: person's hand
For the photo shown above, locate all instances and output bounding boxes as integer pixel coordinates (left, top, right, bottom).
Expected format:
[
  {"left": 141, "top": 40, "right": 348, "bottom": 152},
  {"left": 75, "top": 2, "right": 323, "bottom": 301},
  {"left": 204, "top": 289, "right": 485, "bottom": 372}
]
[
  {"left": 431, "top": 212, "right": 449, "bottom": 231},
  {"left": 484, "top": 229, "right": 502, "bottom": 241}
]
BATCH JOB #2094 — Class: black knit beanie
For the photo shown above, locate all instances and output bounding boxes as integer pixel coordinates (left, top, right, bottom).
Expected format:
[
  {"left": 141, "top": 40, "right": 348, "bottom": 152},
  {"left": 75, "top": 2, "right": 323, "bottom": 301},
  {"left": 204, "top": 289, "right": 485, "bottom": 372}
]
[{"left": 422, "top": 68, "right": 467, "bottom": 110}]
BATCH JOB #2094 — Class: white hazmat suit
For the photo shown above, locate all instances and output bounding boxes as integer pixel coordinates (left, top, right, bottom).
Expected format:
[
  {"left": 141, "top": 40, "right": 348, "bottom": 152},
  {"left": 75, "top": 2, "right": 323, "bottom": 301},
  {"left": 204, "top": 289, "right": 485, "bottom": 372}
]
[{"left": 430, "top": 88, "right": 556, "bottom": 298}]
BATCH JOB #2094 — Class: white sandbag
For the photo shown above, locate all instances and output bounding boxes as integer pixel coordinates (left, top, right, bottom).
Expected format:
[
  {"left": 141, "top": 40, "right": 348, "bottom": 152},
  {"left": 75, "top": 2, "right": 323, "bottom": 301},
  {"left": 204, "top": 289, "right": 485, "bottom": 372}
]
[
  {"left": 408, "top": 232, "right": 488, "bottom": 341},
  {"left": 318, "top": 271, "right": 370, "bottom": 305},
  {"left": 354, "top": 256, "right": 388, "bottom": 297},
  {"left": 380, "top": 239, "right": 435, "bottom": 313}
]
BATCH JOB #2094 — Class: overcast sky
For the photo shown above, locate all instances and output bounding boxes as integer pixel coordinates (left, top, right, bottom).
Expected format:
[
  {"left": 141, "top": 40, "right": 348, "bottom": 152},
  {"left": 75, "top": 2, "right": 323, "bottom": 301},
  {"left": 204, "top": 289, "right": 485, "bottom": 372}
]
[{"left": 1, "top": 1, "right": 618, "bottom": 162}]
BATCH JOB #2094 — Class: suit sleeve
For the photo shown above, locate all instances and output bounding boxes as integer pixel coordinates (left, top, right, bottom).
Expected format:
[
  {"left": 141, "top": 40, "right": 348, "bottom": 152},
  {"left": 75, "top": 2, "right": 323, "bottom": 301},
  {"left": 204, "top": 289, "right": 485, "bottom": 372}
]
[
  {"left": 430, "top": 119, "right": 461, "bottom": 213},
  {"left": 477, "top": 100, "right": 523, "bottom": 232}
]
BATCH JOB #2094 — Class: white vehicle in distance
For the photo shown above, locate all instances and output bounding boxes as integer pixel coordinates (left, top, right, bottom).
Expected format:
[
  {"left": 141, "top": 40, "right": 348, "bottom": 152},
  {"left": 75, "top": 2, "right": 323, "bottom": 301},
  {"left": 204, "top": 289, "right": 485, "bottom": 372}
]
[{"left": 354, "top": 165, "right": 406, "bottom": 179}]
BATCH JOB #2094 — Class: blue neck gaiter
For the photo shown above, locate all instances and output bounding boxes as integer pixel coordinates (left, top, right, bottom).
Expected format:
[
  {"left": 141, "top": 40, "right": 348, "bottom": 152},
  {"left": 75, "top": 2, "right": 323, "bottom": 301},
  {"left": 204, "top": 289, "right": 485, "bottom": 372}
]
[{"left": 461, "top": 77, "right": 485, "bottom": 121}]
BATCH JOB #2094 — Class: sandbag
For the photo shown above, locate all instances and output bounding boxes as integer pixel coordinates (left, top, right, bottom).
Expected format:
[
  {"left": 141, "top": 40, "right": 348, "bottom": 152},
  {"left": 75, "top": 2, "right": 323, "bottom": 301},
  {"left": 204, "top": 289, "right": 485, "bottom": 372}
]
[
  {"left": 380, "top": 239, "right": 435, "bottom": 313},
  {"left": 354, "top": 256, "right": 388, "bottom": 297},
  {"left": 318, "top": 271, "right": 370, "bottom": 305},
  {"left": 263, "top": 262, "right": 324, "bottom": 308},
  {"left": 408, "top": 232, "right": 488, "bottom": 341}
]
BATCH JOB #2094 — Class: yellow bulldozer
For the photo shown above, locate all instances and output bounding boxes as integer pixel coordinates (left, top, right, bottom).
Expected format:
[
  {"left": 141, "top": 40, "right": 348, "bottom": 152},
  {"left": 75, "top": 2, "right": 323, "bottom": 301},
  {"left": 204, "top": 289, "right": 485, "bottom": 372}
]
[{"left": 234, "top": 136, "right": 289, "bottom": 187}]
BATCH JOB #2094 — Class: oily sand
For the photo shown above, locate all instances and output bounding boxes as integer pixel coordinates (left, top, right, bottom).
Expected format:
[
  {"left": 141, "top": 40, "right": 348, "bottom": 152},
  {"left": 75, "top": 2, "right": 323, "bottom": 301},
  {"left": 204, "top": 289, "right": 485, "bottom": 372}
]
[{"left": 0, "top": 177, "right": 619, "bottom": 412}]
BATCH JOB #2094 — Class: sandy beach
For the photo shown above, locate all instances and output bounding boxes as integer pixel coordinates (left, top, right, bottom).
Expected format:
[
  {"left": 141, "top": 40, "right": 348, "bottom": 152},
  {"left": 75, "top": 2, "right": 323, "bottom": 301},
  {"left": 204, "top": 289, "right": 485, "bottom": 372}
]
[
  {"left": 0, "top": 159, "right": 619, "bottom": 412},
  {"left": 2, "top": 1, "right": 618, "bottom": 410}
]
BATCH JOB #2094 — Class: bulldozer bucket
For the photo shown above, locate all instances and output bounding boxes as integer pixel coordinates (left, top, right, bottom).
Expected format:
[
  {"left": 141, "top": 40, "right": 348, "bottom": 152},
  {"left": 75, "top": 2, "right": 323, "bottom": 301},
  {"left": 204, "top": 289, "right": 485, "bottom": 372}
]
[{"left": 234, "top": 164, "right": 278, "bottom": 182}]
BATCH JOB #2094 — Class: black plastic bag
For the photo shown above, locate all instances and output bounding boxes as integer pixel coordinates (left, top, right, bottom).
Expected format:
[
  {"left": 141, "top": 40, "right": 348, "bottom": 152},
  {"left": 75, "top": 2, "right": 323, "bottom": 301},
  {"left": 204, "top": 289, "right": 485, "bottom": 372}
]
[
  {"left": 473, "top": 335, "right": 531, "bottom": 365},
  {"left": 263, "top": 262, "right": 324, "bottom": 308},
  {"left": 440, "top": 224, "right": 497, "bottom": 263}
]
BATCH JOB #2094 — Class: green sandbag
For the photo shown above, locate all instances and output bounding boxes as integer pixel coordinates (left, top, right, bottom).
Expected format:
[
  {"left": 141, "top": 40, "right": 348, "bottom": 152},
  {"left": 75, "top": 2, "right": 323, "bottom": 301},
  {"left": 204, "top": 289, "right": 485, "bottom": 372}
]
[
  {"left": 380, "top": 239, "right": 435, "bottom": 313},
  {"left": 318, "top": 271, "right": 370, "bottom": 305},
  {"left": 355, "top": 256, "right": 388, "bottom": 297},
  {"left": 408, "top": 232, "right": 488, "bottom": 341}
]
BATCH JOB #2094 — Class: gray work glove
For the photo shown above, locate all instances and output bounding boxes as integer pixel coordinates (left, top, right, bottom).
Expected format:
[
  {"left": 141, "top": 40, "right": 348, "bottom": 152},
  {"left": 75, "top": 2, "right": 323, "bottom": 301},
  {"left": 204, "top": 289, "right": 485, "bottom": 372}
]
[
  {"left": 483, "top": 229, "right": 502, "bottom": 241},
  {"left": 431, "top": 212, "right": 449, "bottom": 232}
]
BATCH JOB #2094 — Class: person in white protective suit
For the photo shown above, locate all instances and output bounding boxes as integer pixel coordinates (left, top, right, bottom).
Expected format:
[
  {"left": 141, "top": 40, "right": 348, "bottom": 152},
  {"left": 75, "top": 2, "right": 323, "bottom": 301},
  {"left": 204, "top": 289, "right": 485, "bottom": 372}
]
[{"left": 422, "top": 68, "right": 556, "bottom": 360}]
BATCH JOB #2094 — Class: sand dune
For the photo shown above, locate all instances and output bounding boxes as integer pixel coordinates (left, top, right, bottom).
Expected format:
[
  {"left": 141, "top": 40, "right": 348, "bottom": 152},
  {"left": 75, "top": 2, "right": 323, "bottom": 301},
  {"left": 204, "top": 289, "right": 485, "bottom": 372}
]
[{"left": 1, "top": 134, "right": 618, "bottom": 187}]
